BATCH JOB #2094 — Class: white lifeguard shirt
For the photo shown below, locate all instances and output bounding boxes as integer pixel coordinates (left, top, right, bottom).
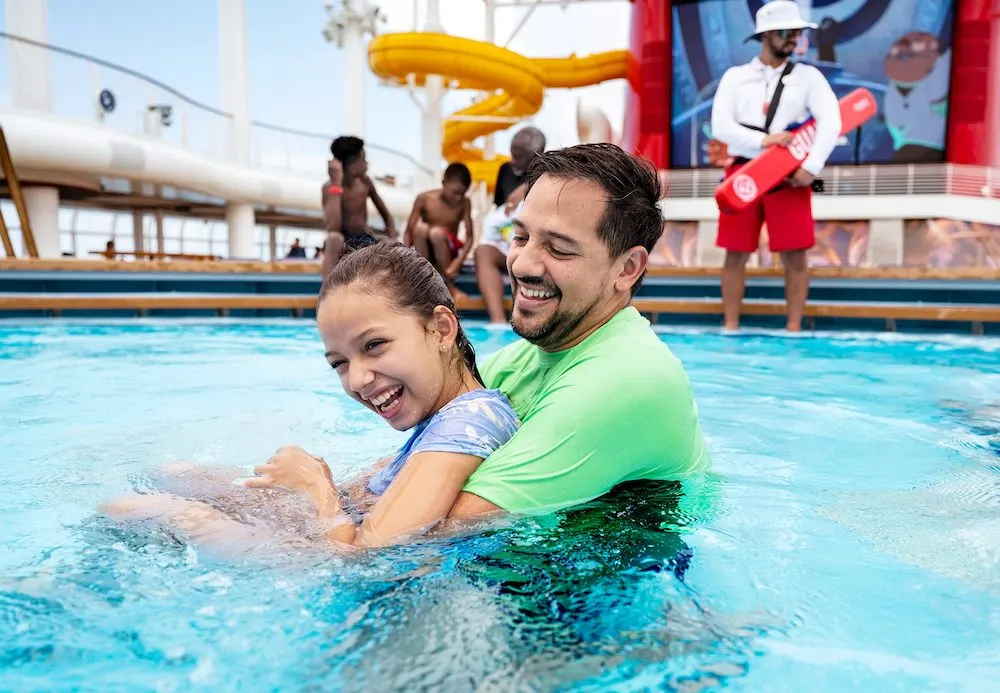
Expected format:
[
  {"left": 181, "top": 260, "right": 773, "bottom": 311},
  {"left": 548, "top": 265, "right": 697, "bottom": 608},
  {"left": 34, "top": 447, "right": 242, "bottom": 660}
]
[{"left": 710, "top": 57, "right": 841, "bottom": 176}]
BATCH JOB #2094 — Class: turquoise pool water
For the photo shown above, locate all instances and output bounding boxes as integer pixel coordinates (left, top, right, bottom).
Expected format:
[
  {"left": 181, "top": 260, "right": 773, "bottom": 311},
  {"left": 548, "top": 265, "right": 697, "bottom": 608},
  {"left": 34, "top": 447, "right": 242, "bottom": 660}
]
[{"left": 2, "top": 320, "right": 999, "bottom": 691}]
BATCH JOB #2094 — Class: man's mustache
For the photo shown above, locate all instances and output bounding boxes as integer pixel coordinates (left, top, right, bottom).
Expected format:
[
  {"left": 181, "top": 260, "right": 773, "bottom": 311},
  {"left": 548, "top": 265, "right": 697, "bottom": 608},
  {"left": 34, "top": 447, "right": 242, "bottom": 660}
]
[{"left": 514, "top": 275, "right": 561, "bottom": 296}]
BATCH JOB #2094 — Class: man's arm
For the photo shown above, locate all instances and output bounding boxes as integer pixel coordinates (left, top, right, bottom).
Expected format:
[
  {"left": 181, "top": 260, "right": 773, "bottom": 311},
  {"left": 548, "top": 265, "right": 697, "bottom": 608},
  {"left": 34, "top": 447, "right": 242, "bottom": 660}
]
[
  {"left": 367, "top": 179, "right": 398, "bottom": 240},
  {"left": 710, "top": 70, "right": 768, "bottom": 152},
  {"left": 800, "top": 68, "right": 842, "bottom": 176},
  {"left": 503, "top": 183, "right": 527, "bottom": 215},
  {"left": 493, "top": 163, "right": 510, "bottom": 208},
  {"left": 402, "top": 193, "right": 425, "bottom": 247}
]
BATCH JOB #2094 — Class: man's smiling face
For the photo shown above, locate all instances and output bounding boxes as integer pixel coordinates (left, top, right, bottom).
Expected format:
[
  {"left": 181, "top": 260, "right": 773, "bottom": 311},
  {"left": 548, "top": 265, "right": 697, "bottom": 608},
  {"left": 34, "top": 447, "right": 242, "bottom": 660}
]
[{"left": 506, "top": 174, "right": 620, "bottom": 351}]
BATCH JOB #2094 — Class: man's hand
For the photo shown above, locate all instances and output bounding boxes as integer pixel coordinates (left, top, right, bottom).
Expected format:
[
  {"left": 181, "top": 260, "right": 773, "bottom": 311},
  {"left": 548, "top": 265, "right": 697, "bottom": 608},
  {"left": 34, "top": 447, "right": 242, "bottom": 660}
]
[
  {"left": 503, "top": 184, "right": 527, "bottom": 214},
  {"left": 762, "top": 132, "right": 794, "bottom": 148},
  {"left": 787, "top": 167, "right": 815, "bottom": 187}
]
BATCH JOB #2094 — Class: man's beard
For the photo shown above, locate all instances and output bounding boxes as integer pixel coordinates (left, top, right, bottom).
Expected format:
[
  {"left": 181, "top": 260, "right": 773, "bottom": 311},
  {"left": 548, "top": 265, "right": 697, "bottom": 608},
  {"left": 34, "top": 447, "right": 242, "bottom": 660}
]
[
  {"left": 511, "top": 292, "right": 600, "bottom": 351},
  {"left": 772, "top": 39, "right": 796, "bottom": 59}
]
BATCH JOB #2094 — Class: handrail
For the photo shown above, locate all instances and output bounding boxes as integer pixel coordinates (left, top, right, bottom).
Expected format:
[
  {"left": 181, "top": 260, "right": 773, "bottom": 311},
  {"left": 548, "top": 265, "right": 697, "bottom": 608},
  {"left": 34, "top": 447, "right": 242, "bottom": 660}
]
[
  {"left": 0, "top": 32, "right": 430, "bottom": 176},
  {"left": 0, "top": 31, "right": 231, "bottom": 118},
  {"left": 0, "top": 125, "right": 37, "bottom": 257},
  {"left": 241, "top": 120, "right": 432, "bottom": 175}
]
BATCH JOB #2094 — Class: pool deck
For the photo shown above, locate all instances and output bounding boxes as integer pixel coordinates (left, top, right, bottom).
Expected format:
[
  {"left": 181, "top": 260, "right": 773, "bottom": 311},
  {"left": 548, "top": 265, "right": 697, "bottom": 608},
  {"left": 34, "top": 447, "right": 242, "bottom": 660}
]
[{"left": 1, "top": 259, "right": 998, "bottom": 334}]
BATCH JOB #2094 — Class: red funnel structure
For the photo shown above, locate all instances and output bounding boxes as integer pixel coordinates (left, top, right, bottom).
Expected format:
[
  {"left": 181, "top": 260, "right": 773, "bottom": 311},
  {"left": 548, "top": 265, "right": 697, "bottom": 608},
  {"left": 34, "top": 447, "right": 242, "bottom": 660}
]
[
  {"left": 621, "top": 0, "right": 672, "bottom": 169},
  {"left": 946, "top": 0, "right": 1000, "bottom": 167}
]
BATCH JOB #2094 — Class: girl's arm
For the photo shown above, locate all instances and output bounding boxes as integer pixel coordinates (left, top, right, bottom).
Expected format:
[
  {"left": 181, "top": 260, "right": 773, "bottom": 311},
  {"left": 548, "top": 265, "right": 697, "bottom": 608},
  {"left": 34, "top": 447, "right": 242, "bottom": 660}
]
[{"left": 246, "top": 446, "right": 486, "bottom": 548}]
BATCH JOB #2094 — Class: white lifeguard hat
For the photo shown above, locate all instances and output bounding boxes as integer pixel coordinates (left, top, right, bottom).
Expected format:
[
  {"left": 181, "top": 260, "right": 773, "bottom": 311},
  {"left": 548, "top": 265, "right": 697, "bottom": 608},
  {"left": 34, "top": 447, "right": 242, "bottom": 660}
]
[{"left": 745, "top": 1, "right": 817, "bottom": 42}]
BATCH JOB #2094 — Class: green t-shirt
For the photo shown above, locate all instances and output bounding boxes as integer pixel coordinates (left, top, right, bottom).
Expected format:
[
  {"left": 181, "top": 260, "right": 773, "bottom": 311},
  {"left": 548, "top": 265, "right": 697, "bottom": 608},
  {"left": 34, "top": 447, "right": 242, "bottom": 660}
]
[{"left": 462, "top": 306, "right": 710, "bottom": 514}]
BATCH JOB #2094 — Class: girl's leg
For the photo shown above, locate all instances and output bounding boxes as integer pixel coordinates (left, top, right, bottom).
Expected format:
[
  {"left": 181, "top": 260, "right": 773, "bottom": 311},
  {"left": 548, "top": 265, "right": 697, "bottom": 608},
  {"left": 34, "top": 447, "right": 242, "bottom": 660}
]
[{"left": 100, "top": 493, "right": 264, "bottom": 550}]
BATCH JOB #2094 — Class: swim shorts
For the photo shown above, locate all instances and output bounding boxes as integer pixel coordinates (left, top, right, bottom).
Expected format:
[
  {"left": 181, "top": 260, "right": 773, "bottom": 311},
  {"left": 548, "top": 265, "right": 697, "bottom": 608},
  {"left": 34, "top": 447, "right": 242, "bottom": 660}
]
[{"left": 716, "top": 160, "right": 815, "bottom": 254}]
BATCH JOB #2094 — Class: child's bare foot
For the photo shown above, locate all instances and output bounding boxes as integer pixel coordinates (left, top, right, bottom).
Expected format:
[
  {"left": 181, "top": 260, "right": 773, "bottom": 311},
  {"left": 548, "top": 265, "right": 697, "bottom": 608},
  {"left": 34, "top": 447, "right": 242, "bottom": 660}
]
[{"left": 449, "top": 284, "right": 469, "bottom": 301}]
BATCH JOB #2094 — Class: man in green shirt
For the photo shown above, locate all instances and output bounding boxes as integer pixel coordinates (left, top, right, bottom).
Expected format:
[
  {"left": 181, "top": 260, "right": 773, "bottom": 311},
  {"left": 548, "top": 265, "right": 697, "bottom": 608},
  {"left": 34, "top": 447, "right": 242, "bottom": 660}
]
[
  {"left": 448, "top": 143, "right": 710, "bottom": 519},
  {"left": 250, "top": 144, "right": 709, "bottom": 544}
]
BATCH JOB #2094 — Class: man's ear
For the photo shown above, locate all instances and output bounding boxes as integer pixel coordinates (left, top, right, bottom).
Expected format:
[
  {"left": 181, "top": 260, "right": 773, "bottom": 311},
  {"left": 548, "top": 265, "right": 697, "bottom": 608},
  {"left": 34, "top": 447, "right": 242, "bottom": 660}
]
[
  {"left": 430, "top": 305, "right": 459, "bottom": 350},
  {"left": 615, "top": 246, "right": 649, "bottom": 294}
]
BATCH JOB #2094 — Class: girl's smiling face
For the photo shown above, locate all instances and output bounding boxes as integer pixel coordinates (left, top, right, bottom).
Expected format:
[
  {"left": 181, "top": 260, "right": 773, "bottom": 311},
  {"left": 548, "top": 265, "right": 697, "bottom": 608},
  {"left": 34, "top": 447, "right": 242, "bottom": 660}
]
[{"left": 317, "top": 283, "right": 460, "bottom": 431}]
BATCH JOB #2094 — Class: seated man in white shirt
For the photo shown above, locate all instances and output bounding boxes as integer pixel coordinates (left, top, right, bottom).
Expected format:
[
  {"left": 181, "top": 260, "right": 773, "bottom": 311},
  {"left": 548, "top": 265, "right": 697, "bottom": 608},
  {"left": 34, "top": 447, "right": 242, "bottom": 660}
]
[{"left": 710, "top": 0, "right": 841, "bottom": 332}]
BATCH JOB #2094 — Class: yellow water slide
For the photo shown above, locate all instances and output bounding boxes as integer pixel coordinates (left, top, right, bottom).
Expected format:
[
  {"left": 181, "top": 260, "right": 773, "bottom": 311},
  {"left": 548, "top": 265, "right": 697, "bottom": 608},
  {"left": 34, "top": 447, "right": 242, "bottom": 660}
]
[{"left": 368, "top": 32, "right": 630, "bottom": 189}]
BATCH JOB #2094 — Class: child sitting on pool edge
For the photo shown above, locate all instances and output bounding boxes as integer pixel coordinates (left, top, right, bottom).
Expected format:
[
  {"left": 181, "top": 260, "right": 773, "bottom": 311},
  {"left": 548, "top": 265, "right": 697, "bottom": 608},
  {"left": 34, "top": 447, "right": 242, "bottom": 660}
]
[
  {"left": 101, "top": 240, "right": 520, "bottom": 550},
  {"left": 403, "top": 162, "right": 475, "bottom": 299}
]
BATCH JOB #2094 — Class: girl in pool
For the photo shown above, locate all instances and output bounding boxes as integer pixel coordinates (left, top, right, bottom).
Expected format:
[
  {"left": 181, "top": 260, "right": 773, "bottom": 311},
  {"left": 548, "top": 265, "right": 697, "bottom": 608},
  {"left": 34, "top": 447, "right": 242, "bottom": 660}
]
[{"left": 102, "top": 241, "right": 519, "bottom": 550}]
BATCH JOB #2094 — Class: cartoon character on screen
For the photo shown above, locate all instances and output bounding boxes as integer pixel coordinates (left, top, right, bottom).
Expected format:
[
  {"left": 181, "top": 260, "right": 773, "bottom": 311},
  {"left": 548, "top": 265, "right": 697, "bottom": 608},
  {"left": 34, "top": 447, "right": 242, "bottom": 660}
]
[{"left": 883, "top": 31, "right": 952, "bottom": 163}]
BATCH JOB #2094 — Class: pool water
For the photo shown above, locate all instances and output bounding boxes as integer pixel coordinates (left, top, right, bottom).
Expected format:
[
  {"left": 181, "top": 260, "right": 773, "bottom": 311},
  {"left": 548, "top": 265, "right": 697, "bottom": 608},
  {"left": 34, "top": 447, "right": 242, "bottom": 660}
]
[{"left": 2, "top": 320, "right": 999, "bottom": 692}]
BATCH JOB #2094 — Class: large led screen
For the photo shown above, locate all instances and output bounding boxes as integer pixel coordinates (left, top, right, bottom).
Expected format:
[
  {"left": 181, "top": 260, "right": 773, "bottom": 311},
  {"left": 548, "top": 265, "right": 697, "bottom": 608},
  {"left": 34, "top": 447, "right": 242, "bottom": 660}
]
[{"left": 671, "top": 0, "right": 956, "bottom": 168}]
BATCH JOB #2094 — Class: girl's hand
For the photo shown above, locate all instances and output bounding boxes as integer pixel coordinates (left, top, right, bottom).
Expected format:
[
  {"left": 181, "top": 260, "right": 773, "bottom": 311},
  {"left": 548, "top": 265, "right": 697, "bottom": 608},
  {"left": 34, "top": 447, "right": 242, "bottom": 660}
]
[{"left": 244, "top": 445, "right": 333, "bottom": 493}]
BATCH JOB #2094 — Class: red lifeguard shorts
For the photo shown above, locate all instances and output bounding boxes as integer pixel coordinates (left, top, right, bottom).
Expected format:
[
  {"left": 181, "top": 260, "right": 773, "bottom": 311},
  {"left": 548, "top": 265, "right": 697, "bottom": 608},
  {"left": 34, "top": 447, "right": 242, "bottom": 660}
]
[{"left": 716, "top": 161, "right": 816, "bottom": 254}]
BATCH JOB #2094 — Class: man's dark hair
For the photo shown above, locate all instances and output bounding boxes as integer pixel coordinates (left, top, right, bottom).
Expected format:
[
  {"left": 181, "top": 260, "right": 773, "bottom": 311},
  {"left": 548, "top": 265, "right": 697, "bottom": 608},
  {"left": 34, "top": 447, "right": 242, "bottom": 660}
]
[
  {"left": 523, "top": 143, "right": 664, "bottom": 295},
  {"left": 443, "top": 162, "right": 472, "bottom": 188},
  {"left": 331, "top": 135, "right": 365, "bottom": 165}
]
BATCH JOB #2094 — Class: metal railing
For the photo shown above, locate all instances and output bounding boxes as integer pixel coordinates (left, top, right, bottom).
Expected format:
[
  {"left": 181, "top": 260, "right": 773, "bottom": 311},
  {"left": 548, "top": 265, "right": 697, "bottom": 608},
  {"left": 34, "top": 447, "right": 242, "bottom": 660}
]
[
  {"left": 0, "top": 32, "right": 428, "bottom": 186},
  {"left": 0, "top": 200, "right": 330, "bottom": 262},
  {"left": 665, "top": 164, "right": 1000, "bottom": 200}
]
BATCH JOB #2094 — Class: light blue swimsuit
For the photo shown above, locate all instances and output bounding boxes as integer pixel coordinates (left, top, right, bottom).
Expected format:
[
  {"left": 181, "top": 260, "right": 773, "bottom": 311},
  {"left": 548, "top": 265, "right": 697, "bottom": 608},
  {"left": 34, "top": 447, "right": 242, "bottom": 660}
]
[{"left": 367, "top": 389, "right": 520, "bottom": 495}]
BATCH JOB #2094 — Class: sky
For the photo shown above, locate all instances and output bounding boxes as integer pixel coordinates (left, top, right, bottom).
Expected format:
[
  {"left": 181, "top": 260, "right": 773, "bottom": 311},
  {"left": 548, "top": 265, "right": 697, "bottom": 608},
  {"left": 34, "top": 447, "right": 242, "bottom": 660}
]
[{"left": 1, "top": 0, "right": 633, "bottom": 182}]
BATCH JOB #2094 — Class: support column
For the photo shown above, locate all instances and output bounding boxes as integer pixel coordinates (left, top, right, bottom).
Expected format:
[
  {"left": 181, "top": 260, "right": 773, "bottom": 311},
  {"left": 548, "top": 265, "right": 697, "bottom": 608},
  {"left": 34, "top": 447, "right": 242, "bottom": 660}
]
[
  {"left": 226, "top": 202, "right": 256, "bottom": 258},
  {"left": 218, "top": 0, "right": 251, "bottom": 163},
  {"left": 155, "top": 209, "right": 165, "bottom": 253},
  {"left": 323, "top": 1, "right": 383, "bottom": 138},
  {"left": 342, "top": 13, "right": 366, "bottom": 136},
  {"left": 868, "top": 219, "right": 904, "bottom": 267},
  {"left": 268, "top": 224, "right": 277, "bottom": 261},
  {"left": 695, "top": 219, "right": 724, "bottom": 267},
  {"left": 23, "top": 187, "right": 60, "bottom": 258},
  {"left": 132, "top": 211, "right": 145, "bottom": 256},
  {"left": 483, "top": 0, "right": 496, "bottom": 160},
  {"left": 421, "top": 0, "right": 445, "bottom": 188},
  {"left": 5, "top": 0, "right": 51, "bottom": 112},
  {"left": 622, "top": 0, "right": 671, "bottom": 167},
  {"left": 946, "top": 0, "right": 1000, "bottom": 167}
]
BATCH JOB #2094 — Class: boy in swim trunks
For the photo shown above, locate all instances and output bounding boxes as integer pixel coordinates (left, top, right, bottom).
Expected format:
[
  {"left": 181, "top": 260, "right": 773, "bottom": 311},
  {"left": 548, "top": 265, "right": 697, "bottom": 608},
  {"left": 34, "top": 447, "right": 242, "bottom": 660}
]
[
  {"left": 403, "top": 162, "right": 474, "bottom": 298},
  {"left": 322, "top": 136, "right": 398, "bottom": 277}
]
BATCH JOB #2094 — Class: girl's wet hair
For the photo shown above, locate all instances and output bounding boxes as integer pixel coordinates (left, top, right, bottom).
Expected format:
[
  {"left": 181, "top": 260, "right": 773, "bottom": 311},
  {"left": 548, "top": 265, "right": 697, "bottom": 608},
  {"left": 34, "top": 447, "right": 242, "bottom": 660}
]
[{"left": 318, "top": 240, "right": 483, "bottom": 385}]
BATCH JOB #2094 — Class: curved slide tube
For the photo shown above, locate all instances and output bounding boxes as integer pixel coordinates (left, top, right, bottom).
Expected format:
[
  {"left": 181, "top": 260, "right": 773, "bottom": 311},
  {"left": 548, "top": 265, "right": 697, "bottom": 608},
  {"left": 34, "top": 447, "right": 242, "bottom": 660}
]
[{"left": 368, "top": 32, "right": 630, "bottom": 188}]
